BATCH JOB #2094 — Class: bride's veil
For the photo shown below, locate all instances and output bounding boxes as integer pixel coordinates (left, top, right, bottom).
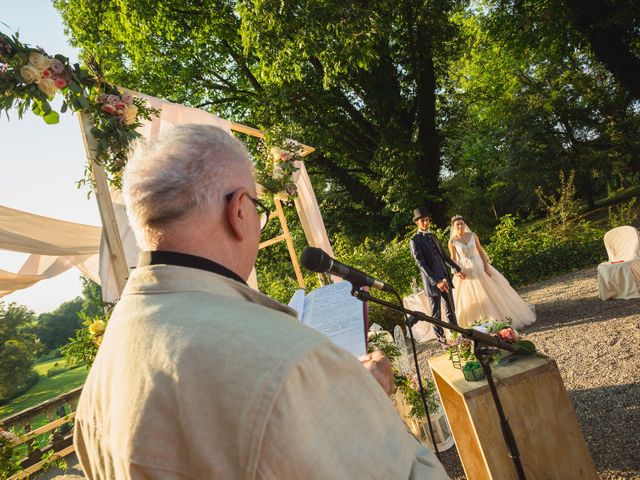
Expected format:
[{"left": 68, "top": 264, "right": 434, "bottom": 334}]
[{"left": 449, "top": 215, "right": 472, "bottom": 241}]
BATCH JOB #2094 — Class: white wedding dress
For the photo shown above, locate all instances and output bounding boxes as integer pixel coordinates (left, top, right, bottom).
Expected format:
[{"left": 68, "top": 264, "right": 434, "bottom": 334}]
[{"left": 451, "top": 234, "right": 536, "bottom": 329}]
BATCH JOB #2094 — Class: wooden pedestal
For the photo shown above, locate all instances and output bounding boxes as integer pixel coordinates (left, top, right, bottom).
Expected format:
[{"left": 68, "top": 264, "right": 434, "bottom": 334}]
[{"left": 428, "top": 354, "right": 598, "bottom": 480}]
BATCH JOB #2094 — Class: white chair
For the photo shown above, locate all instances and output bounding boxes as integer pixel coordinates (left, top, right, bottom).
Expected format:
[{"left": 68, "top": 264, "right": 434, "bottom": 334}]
[{"left": 597, "top": 226, "right": 640, "bottom": 300}]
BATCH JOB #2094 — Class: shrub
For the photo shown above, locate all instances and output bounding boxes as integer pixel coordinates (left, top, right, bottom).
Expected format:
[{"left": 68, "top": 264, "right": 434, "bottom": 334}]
[
  {"left": 0, "top": 371, "right": 38, "bottom": 406},
  {"left": 46, "top": 365, "right": 77, "bottom": 377},
  {"left": 331, "top": 226, "right": 450, "bottom": 332},
  {"left": 484, "top": 215, "right": 606, "bottom": 286},
  {"left": 608, "top": 197, "right": 638, "bottom": 228},
  {"left": 34, "top": 348, "right": 61, "bottom": 364}
]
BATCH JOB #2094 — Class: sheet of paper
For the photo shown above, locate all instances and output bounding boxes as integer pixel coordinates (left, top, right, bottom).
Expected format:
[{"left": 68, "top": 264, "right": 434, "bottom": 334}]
[
  {"left": 287, "top": 288, "right": 306, "bottom": 322},
  {"left": 302, "top": 281, "right": 366, "bottom": 357}
]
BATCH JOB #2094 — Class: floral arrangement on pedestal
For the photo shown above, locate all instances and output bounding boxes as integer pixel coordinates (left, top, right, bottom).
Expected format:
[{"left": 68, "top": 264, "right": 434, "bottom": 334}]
[
  {"left": 446, "top": 318, "right": 536, "bottom": 381},
  {"left": 0, "top": 31, "right": 157, "bottom": 187}
]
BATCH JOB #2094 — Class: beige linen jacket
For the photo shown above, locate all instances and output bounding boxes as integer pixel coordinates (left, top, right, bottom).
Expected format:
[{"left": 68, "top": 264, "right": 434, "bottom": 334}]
[{"left": 74, "top": 264, "right": 449, "bottom": 479}]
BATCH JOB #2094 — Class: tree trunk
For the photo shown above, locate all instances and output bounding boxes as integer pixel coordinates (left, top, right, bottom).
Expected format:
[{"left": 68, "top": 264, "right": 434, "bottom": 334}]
[
  {"left": 414, "top": 25, "right": 445, "bottom": 224},
  {"left": 563, "top": 0, "right": 640, "bottom": 99}
]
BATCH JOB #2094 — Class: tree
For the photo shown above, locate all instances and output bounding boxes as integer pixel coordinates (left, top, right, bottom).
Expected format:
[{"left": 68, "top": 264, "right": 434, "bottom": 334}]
[
  {"left": 561, "top": 0, "right": 640, "bottom": 99},
  {"left": 35, "top": 297, "right": 84, "bottom": 353},
  {"left": 440, "top": 3, "right": 640, "bottom": 230},
  {"left": 80, "top": 276, "right": 104, "bottom": 318},
  {"left": 0, "top": 303, "right": 40, "bottom": 402},
  {"left": 33, "top": 277, "right": 104, "bottom": 354},
  {"left": 54, "top": 0, "right": 467, "bottom": 234}
]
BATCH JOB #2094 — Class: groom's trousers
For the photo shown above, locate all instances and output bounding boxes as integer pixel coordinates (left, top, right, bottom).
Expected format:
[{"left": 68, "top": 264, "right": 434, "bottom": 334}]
[{"left": 428, "top": 290, "right": 457, "bottom": 342}]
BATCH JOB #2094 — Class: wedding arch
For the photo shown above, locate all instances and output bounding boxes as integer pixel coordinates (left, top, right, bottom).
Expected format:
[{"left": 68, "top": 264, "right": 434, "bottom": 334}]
[{"left": 0, "top": 31, "right": 334, "bottom": 301}]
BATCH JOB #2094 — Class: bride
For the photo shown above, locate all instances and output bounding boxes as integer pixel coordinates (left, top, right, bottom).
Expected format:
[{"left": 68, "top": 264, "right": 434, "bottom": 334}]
[{"left": 448, "top": 215, "right": 536, "bottom": 329}]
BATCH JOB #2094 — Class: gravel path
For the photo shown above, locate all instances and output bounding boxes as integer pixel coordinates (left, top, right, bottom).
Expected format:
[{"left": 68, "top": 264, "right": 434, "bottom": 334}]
[{"left": 413, "top": 266, "right": 640, "bottom": 479}]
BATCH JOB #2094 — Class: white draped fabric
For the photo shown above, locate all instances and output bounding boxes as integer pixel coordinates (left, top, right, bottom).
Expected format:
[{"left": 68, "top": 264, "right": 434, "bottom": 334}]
[
  {"left": 0, "top": 205, "right": 101, "bottom": 297},
  {"left": 401, "top": 291, "right": 437, "bottom": 342},
  {"left": 597, "top": 226, "right": 640, "bottom": 300},
  {"left": 292, "top": 161, "right": 334, "bottom": 257}
]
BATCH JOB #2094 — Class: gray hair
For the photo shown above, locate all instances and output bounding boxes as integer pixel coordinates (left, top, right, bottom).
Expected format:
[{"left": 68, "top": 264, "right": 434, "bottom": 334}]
[{"left": 123, "top": 124, "right": 253, "bottom": 245}]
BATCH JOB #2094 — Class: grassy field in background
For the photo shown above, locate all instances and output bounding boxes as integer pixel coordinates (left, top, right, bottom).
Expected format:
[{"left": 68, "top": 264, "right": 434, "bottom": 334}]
[{"left": 0, "top": 358, "right": 88, "bottom": 420}]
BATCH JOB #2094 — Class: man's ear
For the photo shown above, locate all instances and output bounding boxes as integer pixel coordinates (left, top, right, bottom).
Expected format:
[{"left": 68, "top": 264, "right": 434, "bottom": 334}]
[{"left": 225, "top": 190, "right": 248, "bottom": 241}]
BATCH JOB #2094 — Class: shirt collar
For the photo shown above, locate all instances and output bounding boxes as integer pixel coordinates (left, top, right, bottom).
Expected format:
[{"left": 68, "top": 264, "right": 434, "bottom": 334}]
[
  {"left": 138, "top": 251, "right": 248, "bottom": 286},
  {"left": 417, "top": 229, "right": 432, "bottom": 235}
]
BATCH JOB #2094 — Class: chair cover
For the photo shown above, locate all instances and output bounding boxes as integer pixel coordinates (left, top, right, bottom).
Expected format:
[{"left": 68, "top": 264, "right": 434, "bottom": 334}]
[{"left": 597, "top": 226, "right": 640, "bottom": 300}]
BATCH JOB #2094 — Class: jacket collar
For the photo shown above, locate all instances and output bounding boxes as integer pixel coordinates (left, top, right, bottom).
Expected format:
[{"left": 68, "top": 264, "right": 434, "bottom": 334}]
[{"left": 138, "top": 250, "right": 247, "bottom": 286}]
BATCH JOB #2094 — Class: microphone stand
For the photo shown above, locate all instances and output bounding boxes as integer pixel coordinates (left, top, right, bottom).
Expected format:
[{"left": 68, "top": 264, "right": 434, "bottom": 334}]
[
  {"left": 351, "top": 287, "right": 528, "bottom": 480},
  {"left": 391, "top": 290, "right": 442, "bottom": 461}
]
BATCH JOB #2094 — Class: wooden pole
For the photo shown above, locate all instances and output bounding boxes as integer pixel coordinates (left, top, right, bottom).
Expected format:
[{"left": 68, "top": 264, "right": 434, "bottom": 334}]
[
  {"left": 274, "top": 197, "right": 306, "bottom": 288},
  {"left": 77, "top": 112, "right": 129, "bottom": 297}
]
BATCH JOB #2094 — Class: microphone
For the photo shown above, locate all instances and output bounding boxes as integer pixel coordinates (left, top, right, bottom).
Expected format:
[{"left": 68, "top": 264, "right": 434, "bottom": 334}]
[{"left": 300, "top": 247, "right": 396, "bottom": 292}]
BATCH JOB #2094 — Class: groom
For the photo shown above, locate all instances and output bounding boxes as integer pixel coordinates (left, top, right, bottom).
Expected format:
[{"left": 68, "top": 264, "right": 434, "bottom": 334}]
[{"left": 409, "top": 207, "right": 464, "bottom": 346}]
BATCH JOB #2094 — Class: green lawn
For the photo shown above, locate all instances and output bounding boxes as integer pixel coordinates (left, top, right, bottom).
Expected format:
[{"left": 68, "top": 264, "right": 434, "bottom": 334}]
[
  {"left": 0, "top": 359, "right": 88, "bottom": 420},
  {"left": 33, "top": 358, "right": 66, "bottom": 376}
]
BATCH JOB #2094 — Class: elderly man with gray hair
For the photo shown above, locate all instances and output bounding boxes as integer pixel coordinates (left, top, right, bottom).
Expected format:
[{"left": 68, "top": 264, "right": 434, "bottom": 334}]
[{"left": 73, "top": 124, "right": 449, "bottom": 480}]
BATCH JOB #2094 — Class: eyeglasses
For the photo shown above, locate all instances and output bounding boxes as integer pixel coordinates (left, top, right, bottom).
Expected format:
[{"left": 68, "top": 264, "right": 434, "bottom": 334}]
[{"left": 225, "top": 191, "right": 272, "bottom": 231}]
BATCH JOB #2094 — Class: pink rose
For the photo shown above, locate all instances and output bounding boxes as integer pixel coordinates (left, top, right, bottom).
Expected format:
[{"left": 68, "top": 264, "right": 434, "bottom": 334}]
[
  {"left": 101, "top": 104, "right": 117, "bottom": 115},
  {"left": 106, "top": 94, "right": 120, "bottom": 105},
  {"left": 97, "top": 93, "right": 109, "bottom": 103},
  {"left": 54, "top": 77, "right": 67, "bottom": 89},
  {"left": 121, "top": 92, "right": 134, "bottom": 104},
  {"left": 115, "top": 102, "right": 126, "bottom": 110},
  {"left": 497, "top": 327, "right": 518, "bottom": 343},
  {"left": 50, "top": 59, "right": 65, "bottom": 75}
]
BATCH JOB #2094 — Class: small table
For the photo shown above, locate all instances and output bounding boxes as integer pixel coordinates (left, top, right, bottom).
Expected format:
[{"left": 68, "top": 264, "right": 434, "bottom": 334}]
[{"left": 428, "top": 354, "right": 598, "bottom": 480}]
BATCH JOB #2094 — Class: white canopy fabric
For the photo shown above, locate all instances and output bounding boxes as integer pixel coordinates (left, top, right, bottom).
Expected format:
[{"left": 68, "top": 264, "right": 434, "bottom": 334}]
[
  {"left": 0, "top": 205, "right": 101, "bottom": 297},
  {"left": 0, "top": 205, "right": 101, "bottom": 256},
  {"left": 293, "top": 161, "right": 334, "bottom": 257}
]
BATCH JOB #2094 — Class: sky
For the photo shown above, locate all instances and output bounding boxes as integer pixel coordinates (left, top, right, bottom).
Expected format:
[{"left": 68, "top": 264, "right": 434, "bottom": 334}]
[{"left": 0, "top": 1, "right": 102, "bottom": 314}]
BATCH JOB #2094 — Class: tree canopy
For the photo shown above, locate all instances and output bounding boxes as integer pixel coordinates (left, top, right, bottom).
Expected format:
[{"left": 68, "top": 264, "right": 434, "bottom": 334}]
[
  {"left": 53, "top": 0, "right": 639, "bottom": 239},
  {"left": 0, "top": 303, "right": 39, "bottom": 402}
]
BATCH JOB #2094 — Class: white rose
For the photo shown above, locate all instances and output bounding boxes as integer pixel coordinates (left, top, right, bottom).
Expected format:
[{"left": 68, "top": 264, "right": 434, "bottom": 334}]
[
  {"left": 20, "top": 64, "right": 41, "bottom": 84},
  {"left": 472, "top": 323, "right": 490, "bottom": 334},
  {"left": 28, "top": 52, "right": 53, "bottom": 71},
  {"left": 122, "top": 104, "right": 138, "bottom": 125},
  {"left": 37, "top": 78, "right": 58, "bottom": 97}
]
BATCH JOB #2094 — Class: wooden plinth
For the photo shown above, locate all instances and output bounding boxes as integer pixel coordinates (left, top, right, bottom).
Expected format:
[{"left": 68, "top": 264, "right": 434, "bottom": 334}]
[{"left": 428, "top": 354, "right": 598, "bottom": 480}]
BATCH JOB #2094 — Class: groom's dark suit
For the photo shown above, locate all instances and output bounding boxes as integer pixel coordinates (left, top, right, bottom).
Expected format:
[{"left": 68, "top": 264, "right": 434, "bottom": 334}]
[{"left": 410, "top": 230, "right": 462, "bottom": 342}]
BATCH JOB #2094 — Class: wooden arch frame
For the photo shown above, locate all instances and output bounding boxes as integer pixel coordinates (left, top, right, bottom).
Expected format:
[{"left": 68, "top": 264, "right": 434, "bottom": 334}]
[{"left": 79, "top": 113, "right": 317, "bottom": 298}]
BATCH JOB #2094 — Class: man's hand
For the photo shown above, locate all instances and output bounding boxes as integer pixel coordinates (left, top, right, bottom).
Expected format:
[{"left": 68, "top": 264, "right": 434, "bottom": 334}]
[
  {"left": 455, "top": 271, "right": 466, "bottom": 280},
  {"left": 361, "top": 350, "right": 395, "bottom": 395},
  {"left": 436, "top": 279, "right": 450, "bottom": 292}
]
